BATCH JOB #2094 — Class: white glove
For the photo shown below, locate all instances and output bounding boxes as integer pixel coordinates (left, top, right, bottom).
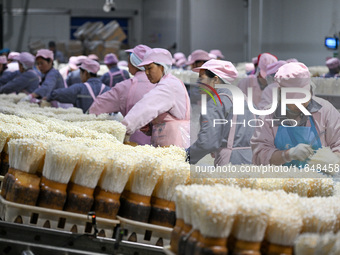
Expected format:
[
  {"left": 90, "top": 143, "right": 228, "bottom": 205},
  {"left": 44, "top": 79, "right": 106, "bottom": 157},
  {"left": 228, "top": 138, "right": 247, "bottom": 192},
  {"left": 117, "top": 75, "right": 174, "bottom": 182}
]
[
  {"left": 19, "top": 94, "right": 32, "bottom": 102},
  {"left": 288, "top": 144, "right": 314, "bottom": 161}
]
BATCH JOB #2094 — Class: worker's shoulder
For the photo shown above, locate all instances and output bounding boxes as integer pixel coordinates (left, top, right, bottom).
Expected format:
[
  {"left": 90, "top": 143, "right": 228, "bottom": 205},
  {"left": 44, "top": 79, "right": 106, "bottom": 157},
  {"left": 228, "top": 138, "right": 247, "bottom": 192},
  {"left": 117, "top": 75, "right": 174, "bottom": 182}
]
[
  {"left": 312, "top": 95, "right": 336, "bottom": 109},
  {"left": 156, "top": 73, "right": 182, "bottom": 87},
  {"left": 46, "top": 68, "right": 63, "bottom": 77},
  {"left": 23, "top": 70, "right": 39, "bottom": 78}
]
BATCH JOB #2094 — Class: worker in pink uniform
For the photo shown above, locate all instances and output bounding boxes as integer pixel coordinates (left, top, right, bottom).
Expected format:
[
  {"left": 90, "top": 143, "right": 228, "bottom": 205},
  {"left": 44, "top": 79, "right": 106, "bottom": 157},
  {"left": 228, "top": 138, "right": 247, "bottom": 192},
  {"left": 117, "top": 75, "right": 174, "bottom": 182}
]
[
  {"left": 209, "top": 49, "right": 225, "bottom": 60},
  {"left": 89, "top": 44, "right": 156, "bottom": 145},
  {"left": 323, "top": 57, "right": 340, "bottom": 78},
  {"left": 187, "top": 49, "right": 211, "bottom": 69},
  {"left": 187, "top": 50, "right": 212, "bottom": 104},
  {"left": 59, "top": 56, "right": 79, "bottom": 80},
  {"left": 0, "top": 54, "right": 20, "bottom": 86},
  {"left": 0, "top": 56, "right": 7, "bottom": 74},
  {"left": 257, "top": 60, "right": 287, "bottom": 110},
  {"left": 251, "top": 62, "right": 340, "bottom": 168},
  {"left": 238, "top": 52, "right": 278, "bottom": 108},
  {"left": 121, "top": 48, "right": 190, "bottom": 148},
  {"left": 173, "top": 52, "right": 187, "bottom": 69},
  {"left": 247, "top": 56, "right": 259, "bottom": 75}
]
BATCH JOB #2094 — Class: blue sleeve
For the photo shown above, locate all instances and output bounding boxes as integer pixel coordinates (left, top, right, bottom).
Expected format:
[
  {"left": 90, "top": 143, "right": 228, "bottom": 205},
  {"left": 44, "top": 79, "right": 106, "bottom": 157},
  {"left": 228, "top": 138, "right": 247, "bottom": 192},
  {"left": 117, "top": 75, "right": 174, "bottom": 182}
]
[
  {"left": 34, "top": 73, "right": 58, "bottom": 98},
  {"left": 123, "top": 70, "right": 130, "bottom": 79},
  {"left": 102, "top": 86, "right": 110, "bottom": 94},
  {"left": 0, "top": 72, "right": 39, "bottom": 94},
  {"left": 56, "top": 51, "right": 65, "bottom": 63},
  {"left": 189, "top": 99, "right": 230, "bottom": 164},
  {"left": 0, "top": 71, "right": 20, "bottom": 86},
  {"left": 100, "top": 73, "right": 110, "bottom": 86},
  {"left": 66, "top": 71, "right": 81, "bottom": 86},
  {"left": 66, "top": 73, "right": 72, "bottom": 87},
  {"left": 49, "top": 83, "right": 82, "bottom": 104}
]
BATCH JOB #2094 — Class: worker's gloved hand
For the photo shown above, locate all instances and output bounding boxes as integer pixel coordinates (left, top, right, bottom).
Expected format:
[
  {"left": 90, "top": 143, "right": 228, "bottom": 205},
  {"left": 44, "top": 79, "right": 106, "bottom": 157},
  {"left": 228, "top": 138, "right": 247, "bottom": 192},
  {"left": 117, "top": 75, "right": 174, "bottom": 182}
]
[
  {"left": 19, "top": 94, "right": 33, "bottom": 102},
  {"left": 30, "top": 97, "right": 40, "bottom": 104},
  {"left": 288, "top": 144, "right": 314, "bottom": 161}
]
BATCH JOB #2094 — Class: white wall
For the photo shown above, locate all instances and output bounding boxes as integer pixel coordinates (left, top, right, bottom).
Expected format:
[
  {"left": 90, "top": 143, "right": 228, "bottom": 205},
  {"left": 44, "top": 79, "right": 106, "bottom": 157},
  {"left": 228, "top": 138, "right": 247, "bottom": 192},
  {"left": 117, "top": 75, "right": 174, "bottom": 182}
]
[
  {"left": 190, "top": 0, "right": 246, "bottom": 63},
  {"left": 2, "top": 0, "right": 143, "bottom": 52},
  {"left": 1, "top": 0, "right": 339, "bottom": 66},
  {"left": 259, "top": 0, "right": 340, "bottom": 65},
  {"left": 187, "top": 0, "right": 340, "bottom": 65},
  {"left": 141, "top": 0, "right": 177, "bottom": 51}
]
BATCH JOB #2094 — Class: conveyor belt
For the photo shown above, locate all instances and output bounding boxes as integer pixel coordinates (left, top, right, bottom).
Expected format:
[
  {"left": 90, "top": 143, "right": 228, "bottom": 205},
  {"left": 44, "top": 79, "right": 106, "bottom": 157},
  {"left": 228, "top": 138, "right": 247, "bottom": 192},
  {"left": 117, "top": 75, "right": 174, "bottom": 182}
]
[{"left": 0, "top": 221, "right": 165, "bottom": 255}]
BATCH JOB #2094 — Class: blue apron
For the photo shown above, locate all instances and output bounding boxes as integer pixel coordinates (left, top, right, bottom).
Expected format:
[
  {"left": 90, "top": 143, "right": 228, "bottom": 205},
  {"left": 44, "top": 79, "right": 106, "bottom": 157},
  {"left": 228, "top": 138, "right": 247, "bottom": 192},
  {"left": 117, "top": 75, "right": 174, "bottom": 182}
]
[{"left": 274, "top": 116, "right": 322, "bottom": 168}]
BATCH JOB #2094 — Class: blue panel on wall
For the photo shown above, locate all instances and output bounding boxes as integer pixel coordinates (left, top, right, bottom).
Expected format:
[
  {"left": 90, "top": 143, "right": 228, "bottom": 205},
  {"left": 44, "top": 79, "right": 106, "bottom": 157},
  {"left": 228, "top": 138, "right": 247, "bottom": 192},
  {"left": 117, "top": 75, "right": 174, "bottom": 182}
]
[{"left": 70, "top": 17, "right": 128, "bottom": 44}]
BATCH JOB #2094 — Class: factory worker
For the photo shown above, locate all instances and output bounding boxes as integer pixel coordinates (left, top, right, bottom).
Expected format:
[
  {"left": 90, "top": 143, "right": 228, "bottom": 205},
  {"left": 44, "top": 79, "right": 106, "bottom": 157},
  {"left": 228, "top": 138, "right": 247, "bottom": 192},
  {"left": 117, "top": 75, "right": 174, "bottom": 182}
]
[
  {"left": 0, "top": 56, "right": 7, "bottom": 75},
  {"left": 66, "top": 55, "right": 87, "bottom": 86},
  {"left": 245, "top": 62, "right": 255, "bottom": 75},
  {"left": 251, "top": 62, "right": 340, "bottom": 167},
  {"left": 187, "top": 50, "right": 212, "bottom": 104},
  {"left": 117, "top": 60, "right": 128, "bottom": 69},
  {"left": 188, "top": 59, "right": 255, "bottom": 166},
  {"left": 59, "top": 56, "right": 78, "bottom": 80},
  {"left": 174, "top": 52, "right": 186, "bottom": 61},
  {"left": 209, "top": 53, "right": 217, "bottom": 59},
  {"left": 323, "top": 57, "right": 340, "bottom": 78},
  {"left": 101, "top": 53, "right": 129, "bottom": 88},
  {"left": 286, "top": 58, "right": 298, "bottom": 63},
  {"left": 0, "top": 48, "right": 10, "bottom": 57},
  {"left": 173, "top": 52, "right": 187, "bottom": 69},
  {"left": 89, "top": 45, "right": 156, "bottom": 145},
  {"left": 176, "top": 58, "right": 187, "bottom": 69},
  {"left": 88, "top": 54, "right": 99, "bottom": 62},
  {"left": 21, "top": 49, "right": 64, "bottom": 102},
  {"left": 173, "top": 52, "right": 186, "bottom": 62},
  {"left": 238, "top": 52, "right": 278, "bottom": 108},
  {"left": 0, "top": 56, "right": 20, "bottom": 86},
  {"left": 247, "top": 56, "right": 259, "bottom": 75},
  {"left": 48, "top": 41, "right": 65, "bottom": 63},
  {"left": 6, "top": 52, "right": 20, "bottom": 72},
  {"left": 121, "top": 48, "right": 190, "bottom": 148},
  {"left": 0, "top": 56, "right": 11, "bottom": 85},
  {"left": 187, "top": 49, "right": 211, "bottom": 69},
  {"left": 0, "top": 52, "right": 40, "bottom": 94},
  {"left": 48, "top": 58, "right": 110, "bottom": 113},
  {"left": 257, "top": 60, "right": 287, "bottom": 110},
  {"left": 209, "top": 49, "right": 225, "bottom": 60}
]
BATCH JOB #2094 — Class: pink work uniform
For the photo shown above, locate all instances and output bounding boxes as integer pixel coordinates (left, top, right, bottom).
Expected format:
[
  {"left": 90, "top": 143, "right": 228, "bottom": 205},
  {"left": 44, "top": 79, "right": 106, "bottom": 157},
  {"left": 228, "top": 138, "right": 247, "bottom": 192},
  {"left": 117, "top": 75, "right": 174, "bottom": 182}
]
[
  {"left": 122, "top": 73, "right": 190, "bottom": 148},
  {"left": 89, "top": 71, "right": 156, "bottom": 145},
  {"left": 238, "top": 75, "right": 263, "bottom": 108},
  {"left": 257, "top": 82, "right": 279, "bottom": 110},
  {"left": 251, "top": 96, "right": 340, "bottom": 165}
]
